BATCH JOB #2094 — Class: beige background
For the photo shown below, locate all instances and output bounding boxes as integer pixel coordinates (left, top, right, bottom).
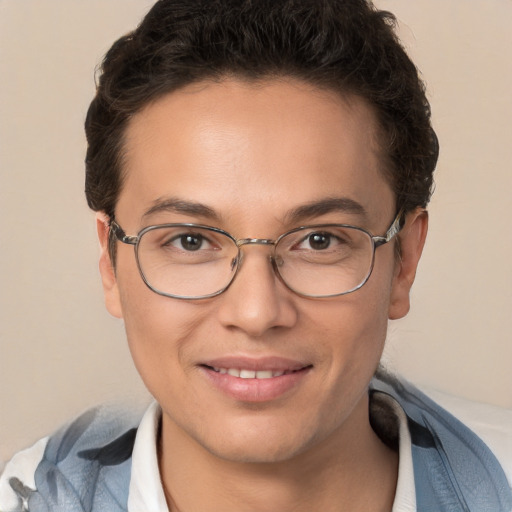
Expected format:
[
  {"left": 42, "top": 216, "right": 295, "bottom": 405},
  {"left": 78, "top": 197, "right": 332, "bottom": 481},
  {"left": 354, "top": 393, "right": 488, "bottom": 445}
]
[{"left": 1, "top": 0, "right": 511, "bottom": 465}]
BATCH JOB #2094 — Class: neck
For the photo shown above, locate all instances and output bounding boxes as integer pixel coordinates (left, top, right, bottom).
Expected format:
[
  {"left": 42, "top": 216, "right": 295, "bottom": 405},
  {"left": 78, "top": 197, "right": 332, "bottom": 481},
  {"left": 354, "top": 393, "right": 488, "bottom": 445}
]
[{"left": 158, "top": 395, "right": 398, "bottom": 512}]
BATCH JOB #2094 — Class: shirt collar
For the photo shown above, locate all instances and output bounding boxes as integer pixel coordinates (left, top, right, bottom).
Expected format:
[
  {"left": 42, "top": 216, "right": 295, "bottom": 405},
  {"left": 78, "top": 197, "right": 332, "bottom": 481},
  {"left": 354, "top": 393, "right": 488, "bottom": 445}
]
[{"left": 128, "top": 401, "right": 168, "bottom": 512}]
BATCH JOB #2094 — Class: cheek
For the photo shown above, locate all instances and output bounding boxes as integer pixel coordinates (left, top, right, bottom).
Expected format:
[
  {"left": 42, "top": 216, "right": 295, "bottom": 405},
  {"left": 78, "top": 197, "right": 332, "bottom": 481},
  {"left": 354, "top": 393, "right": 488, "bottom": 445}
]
[
  {"left": 272, "top": 285, "right": 392, "bottom": 450},
  {"left": 324, "top": 298, "right": 389, "bottom": 385},
  {"left": 308, "top": 266, "right": 394, "bottom": 393},
  {"left": 115, "top": 260, "right": 206, "bottom": 391},
  {"left": 314, "top": 272, "right": 392, "bottom": 354}
]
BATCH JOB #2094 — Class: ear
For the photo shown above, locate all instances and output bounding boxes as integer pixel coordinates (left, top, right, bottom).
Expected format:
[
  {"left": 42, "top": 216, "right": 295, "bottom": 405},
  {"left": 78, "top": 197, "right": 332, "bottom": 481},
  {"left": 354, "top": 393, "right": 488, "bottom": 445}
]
[
  {"left": 96, "top": 212, "right": 123, "bottom": 319},
  {"left": 388, "top": 208, "right": 428, "bottom": 320}
]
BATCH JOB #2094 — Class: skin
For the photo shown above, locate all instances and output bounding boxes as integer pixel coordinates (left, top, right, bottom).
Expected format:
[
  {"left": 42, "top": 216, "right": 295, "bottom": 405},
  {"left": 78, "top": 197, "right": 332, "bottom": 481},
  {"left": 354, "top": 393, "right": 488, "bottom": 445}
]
[{"left": 97, "top": 78, "right": 427, "bottom": 511}]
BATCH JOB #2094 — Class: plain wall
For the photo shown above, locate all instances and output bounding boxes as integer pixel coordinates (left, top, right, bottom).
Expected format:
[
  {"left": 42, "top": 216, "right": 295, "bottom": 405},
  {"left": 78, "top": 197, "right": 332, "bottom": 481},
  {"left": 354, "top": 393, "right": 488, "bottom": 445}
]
[{"left": 1, "top": 0, "right": 511, "bottom": 465}]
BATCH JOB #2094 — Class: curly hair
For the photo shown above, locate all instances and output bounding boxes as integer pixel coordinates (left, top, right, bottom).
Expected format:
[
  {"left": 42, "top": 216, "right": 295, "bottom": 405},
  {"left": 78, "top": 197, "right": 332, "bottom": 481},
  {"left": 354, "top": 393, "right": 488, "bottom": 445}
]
[{"left": 85, "top": 0, "right": 438, "bottom": 220}]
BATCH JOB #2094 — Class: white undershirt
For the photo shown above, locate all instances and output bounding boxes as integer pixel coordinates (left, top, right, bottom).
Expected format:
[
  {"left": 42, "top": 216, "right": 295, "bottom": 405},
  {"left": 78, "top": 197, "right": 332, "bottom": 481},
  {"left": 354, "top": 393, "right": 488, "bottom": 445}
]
[{"left": 383, "top": 395, "right": 417, "bottom": 512}]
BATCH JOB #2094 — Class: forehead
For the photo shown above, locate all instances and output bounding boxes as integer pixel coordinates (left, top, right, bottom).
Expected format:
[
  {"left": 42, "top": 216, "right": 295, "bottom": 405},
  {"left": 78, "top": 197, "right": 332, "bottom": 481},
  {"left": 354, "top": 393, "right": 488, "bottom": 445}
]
[{"left": 117, "top": 78, "right": 394, "bottom": 230}]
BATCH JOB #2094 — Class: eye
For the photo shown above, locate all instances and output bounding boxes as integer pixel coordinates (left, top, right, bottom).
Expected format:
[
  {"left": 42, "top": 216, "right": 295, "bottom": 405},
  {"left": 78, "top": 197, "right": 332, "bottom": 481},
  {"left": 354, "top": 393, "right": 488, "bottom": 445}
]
[
  {"left": 306, "top": 232, "right": 332, "bottom": 250},
  {"left": 280, "top": 226, "right": 366, "bottom": 267},
  {"left": 287, "top": 228, "right": 354, "bottom": 254},
  {"left": 165, "top": 232, "right": 212, "bottom": 251},
  {"left": 178, "top": 233, "right": 204, "bottom": 251},
  {"left": 296, "top": 231, "right": 347, "bottom": 251}
]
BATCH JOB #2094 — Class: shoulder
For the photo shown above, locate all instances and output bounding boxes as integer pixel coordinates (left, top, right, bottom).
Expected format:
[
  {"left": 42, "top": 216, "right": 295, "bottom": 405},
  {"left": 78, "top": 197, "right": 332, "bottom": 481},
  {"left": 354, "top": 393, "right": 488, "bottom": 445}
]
[
  {"left": 0, "top": 404, "right": 146, "bottom": 512},
  {"left": 420, "top": 385, "right": 512, "bottom": 486},
  {"left": 371, "top": 370, "right": 512, "bottom": 511},
  {"left": 0, "top": 437, "right": 48, "bottom": 512}
]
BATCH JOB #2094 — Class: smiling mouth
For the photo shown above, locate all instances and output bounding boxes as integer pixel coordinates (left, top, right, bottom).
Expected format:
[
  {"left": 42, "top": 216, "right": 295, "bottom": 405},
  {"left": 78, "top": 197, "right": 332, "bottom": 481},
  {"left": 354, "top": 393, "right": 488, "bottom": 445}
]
[
  {"left": 200, "top": 362, "right": 313, "bottom": 401},
  {"left": 202, "top": 365, "right": 311, "bottom": 379}
]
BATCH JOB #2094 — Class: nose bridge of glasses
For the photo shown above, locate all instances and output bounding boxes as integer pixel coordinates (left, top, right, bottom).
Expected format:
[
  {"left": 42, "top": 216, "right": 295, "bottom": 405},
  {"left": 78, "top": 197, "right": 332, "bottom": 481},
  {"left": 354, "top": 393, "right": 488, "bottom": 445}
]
[
  {"left": 233, "top": 238, "right": 279, "bottom": 272},
  {"left": 236, "top": 238, "right": 276, "bottom": 248}
]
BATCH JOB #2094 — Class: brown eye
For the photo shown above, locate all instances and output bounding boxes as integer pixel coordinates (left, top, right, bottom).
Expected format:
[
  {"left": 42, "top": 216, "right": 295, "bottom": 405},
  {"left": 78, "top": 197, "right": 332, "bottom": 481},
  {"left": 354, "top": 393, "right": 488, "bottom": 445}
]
[
  {"left": 307, "top": 232, "right": 332, "bottom": 250},
  {"left": 179, "top": 234, "right": 204, "bottom": 251},
  {"left": 162, "top": 233, "right": 206, "bottom": 251}
]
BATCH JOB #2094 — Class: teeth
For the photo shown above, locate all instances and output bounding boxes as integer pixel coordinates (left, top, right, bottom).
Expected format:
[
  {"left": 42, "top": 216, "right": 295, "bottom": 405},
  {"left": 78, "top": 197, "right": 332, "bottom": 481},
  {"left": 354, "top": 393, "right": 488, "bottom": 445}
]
[
  {"left": 255, "top": 370, "right": 273, "bottom": 379},
  {"left": 211, "top": 367, "right": 287, "bottom": 379}
]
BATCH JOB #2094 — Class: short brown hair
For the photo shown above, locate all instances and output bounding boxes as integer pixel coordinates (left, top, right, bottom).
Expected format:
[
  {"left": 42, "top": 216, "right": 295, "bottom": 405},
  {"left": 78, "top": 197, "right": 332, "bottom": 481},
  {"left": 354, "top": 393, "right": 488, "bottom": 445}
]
[{"left": 85, "top": 0, "right": 438, "bottom": 219}]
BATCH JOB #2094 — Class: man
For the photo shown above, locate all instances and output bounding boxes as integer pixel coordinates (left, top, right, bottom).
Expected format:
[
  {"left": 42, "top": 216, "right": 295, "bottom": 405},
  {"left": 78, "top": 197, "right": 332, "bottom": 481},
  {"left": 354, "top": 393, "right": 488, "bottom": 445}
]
[{"left": 1, "top": 0, "right": 511, "bottom": 511}]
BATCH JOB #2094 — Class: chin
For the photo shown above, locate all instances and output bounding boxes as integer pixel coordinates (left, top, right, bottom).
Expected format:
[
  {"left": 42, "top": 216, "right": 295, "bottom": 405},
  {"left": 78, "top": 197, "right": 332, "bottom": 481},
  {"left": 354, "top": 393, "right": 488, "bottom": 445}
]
[
  {"left": 196, "top": 416, "right": 323, "bottom": 465},
  {"left": 206, "top": 439, "right": 308, "bottom": 465}
]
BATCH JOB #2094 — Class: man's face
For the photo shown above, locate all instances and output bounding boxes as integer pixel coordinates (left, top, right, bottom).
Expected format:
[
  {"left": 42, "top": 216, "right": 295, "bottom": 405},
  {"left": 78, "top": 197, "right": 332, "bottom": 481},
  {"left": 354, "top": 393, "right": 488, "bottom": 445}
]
[{"left": 99, "top": 79, "right": 422, "bottom": 463}]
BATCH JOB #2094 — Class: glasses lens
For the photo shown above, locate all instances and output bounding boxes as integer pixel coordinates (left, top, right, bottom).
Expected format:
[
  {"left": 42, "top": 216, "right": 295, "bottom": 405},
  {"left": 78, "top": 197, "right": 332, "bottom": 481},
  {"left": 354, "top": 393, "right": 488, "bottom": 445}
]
[
  {"left": 275, "top": 225, "right": 374, "bottom": 297},
  {"left": 136, "top": 225, "right": 238, "bottom": 298}
]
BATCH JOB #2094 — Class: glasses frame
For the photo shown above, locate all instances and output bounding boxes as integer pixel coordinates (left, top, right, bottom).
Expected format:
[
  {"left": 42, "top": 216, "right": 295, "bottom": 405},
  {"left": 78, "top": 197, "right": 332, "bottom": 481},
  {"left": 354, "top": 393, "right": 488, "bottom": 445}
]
[{"left": 110, "top": 211, "right": 404, "bottom": 300}]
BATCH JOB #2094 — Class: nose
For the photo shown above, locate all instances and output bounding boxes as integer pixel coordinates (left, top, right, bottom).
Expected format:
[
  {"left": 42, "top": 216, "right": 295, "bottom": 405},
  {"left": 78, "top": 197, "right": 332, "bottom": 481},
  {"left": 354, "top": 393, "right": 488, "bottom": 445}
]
[{"left": 217, "top": 244, "right": 298, "bottom": 337}]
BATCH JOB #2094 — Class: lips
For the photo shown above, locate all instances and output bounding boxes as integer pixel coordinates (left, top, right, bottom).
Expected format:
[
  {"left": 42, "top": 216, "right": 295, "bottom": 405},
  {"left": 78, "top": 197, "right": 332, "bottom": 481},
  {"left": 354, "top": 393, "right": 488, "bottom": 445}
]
[{"left": 199, "top": 357, "right": 312, "bottom": 402}]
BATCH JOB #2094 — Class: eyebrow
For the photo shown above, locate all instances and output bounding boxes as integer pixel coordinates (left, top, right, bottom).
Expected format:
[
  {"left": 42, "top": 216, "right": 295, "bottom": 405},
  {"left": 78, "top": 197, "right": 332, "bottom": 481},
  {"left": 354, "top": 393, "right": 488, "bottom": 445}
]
[
  {"left": 141, "top": 195, "right": 366, "bottom": 226},
  {"left": 142, "top": 197, "right": 220, "bottom": 222},
  {"left": 285, "top": 197, "right": 367, "bottom": 225}
]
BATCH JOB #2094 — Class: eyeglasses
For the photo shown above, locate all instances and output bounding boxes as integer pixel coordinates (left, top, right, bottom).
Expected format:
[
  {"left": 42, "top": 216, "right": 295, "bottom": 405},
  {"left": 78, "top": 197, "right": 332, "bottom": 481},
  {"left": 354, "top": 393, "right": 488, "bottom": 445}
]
[{"left": 110, "top": 212, "right": 403, "bottom": 300}]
